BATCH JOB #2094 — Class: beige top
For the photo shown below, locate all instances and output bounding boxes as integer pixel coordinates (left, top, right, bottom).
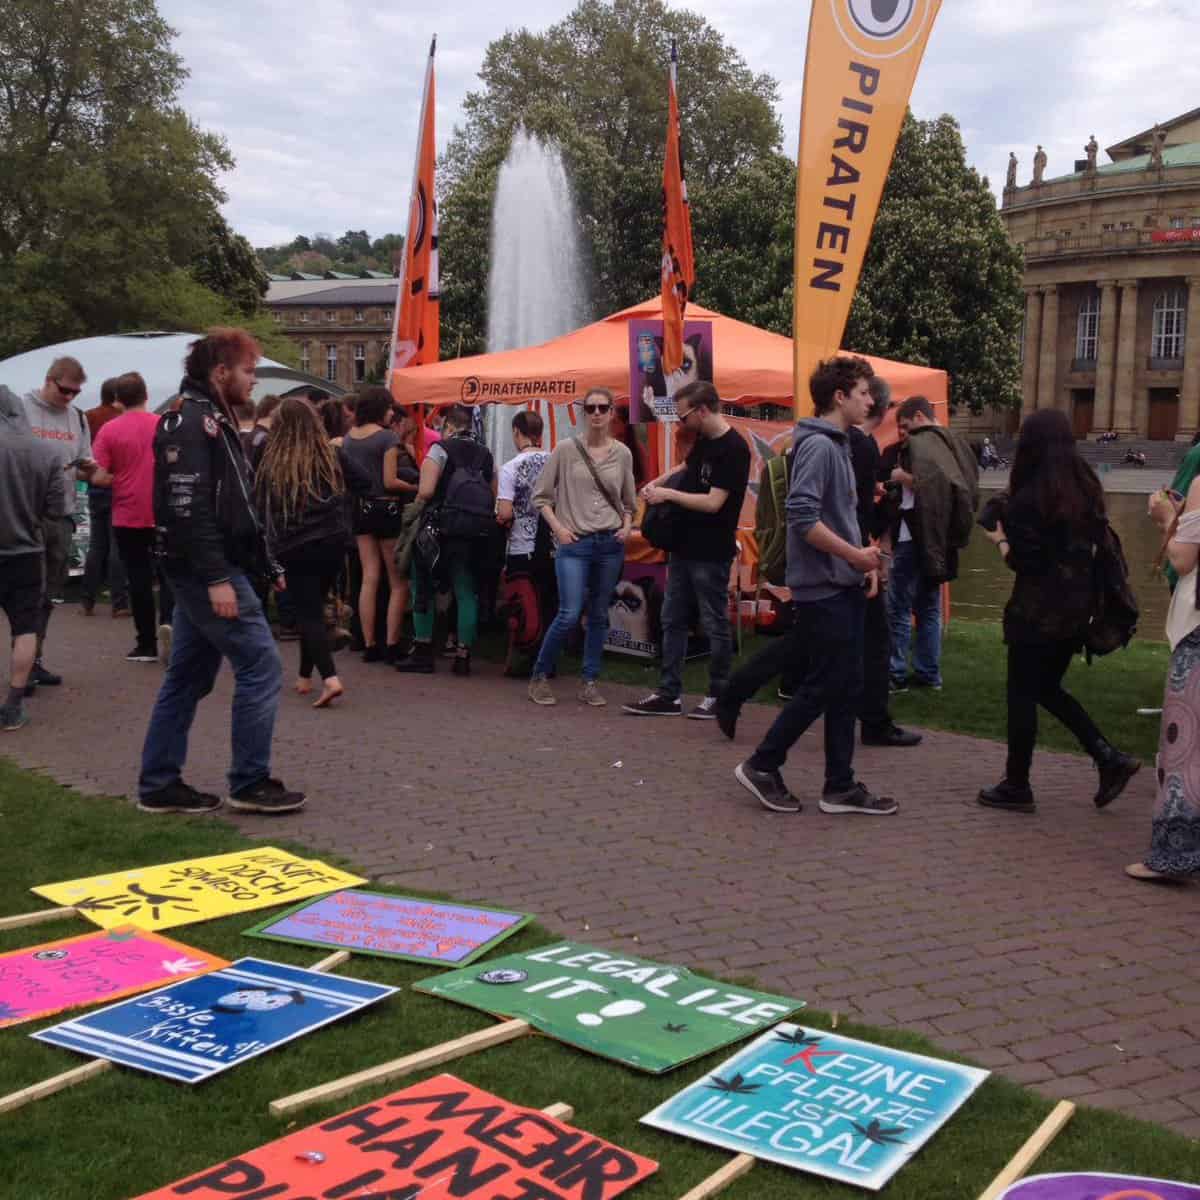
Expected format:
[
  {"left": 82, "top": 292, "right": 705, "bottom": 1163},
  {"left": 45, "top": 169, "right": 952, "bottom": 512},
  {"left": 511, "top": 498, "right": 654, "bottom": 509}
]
[{"left": 532, "top": 438, "right": 636, "bottom": 536}]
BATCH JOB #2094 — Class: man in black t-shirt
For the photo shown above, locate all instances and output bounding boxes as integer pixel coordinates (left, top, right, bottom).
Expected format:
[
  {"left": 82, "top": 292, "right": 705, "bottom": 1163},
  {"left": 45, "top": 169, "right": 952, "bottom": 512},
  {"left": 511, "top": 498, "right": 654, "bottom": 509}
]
[{"left": 624, "top": 381, "right": 750, "bottom": 719}]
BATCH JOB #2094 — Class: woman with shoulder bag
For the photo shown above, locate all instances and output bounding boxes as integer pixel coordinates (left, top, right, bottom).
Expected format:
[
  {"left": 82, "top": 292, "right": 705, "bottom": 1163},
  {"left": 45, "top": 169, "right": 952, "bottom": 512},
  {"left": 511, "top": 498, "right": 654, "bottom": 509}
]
[
  {"left": 978, "top": 409, "right": 1140, "bottom": 813},
  {"left": 528, "top": 387, "right": 636, "bottom": 707},
  {"left": 340, "top": 386, "right": 418, "bottom": 663},
  {"left": 256, "top": 398, "right": 353, "bottom": 709}
]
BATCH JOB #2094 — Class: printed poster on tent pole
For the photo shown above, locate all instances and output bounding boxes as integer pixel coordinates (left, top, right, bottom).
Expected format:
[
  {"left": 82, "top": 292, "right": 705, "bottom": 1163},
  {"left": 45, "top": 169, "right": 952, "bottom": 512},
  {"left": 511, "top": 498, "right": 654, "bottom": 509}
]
[{"left": 641, "top": 1022, "right": 987, "bottom": 1191}]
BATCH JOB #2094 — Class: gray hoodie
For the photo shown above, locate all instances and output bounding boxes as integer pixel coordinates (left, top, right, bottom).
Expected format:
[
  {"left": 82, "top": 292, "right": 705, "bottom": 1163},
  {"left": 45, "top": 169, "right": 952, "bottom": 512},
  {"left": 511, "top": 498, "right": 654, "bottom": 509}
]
[
  {"left": 785, "top": 417, "right": 864, "bottom": 601},
  {"left": 0, "top": 385, "right": 67, "bottom": 558}
]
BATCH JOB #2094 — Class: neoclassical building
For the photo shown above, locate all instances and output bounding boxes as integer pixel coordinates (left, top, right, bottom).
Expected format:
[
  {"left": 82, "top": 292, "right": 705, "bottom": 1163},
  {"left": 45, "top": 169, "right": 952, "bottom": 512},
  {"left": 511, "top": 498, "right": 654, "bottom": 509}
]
[{"left": 1000, "top": 108, "right": 1200, "bottom": 440}]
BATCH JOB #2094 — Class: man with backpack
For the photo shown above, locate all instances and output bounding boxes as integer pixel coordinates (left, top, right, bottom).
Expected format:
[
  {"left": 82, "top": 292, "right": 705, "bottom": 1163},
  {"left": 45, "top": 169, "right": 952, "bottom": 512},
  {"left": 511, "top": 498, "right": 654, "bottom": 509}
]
[{"left": 396, "top": 404, "right": 494, "bottom": 676}]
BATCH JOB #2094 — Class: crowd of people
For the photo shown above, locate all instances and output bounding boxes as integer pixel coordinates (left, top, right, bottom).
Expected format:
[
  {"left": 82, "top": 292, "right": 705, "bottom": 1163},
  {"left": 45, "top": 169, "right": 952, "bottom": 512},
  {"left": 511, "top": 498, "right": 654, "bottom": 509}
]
[{"left": 0, "top": 329, "right": 1195, "bottom": 884}]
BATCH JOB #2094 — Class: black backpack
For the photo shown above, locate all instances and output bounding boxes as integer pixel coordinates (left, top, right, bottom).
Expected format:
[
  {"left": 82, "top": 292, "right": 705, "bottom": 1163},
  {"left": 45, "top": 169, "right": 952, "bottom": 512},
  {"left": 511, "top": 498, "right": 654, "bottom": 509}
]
[
  {"left": 436, "top": 437, "right": 495, "bottom": 540},
  {"left": 1085, "top": 521, "right": 1139, "bottom": 661}
]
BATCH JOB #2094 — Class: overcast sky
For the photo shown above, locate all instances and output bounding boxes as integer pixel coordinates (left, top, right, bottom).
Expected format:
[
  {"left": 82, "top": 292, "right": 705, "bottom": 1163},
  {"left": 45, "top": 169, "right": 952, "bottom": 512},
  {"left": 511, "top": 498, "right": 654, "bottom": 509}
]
[{"left": 157, "top": 0, "right": 1200, "bottom": 249}]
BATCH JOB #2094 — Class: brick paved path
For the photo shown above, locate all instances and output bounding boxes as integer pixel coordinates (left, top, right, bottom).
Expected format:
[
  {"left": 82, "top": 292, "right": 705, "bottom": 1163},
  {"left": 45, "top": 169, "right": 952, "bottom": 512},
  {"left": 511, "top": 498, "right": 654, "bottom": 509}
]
[{"left": 6, "top": 608, "right": 1200, "bottom": 1136}]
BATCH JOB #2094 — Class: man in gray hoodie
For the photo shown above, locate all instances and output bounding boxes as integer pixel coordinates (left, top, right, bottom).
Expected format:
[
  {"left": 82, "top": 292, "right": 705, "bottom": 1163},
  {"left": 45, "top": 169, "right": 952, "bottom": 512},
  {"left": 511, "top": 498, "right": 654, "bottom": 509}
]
[
  {"left": 0, "top": 386, "right": 68, "bottom": 730},
  {"left": 728, "top": 356, "right": 897, "bottom": 816}
]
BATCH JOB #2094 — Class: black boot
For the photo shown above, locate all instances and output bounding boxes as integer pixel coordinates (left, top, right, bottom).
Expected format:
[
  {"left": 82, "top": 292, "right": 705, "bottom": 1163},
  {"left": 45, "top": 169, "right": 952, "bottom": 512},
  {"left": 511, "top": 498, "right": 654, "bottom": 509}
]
[
  {"left": 1093, "top": 741, "right": 1141, "bottom": 809},
  {"left": 452, "top": 650, "right": 471, "bottom": 677},
  {"left": 395, "top": 641, "right": 435, "bottom": 674},
  {"left": 978, "top": 779, "right": 1036, "bottom": 812}
]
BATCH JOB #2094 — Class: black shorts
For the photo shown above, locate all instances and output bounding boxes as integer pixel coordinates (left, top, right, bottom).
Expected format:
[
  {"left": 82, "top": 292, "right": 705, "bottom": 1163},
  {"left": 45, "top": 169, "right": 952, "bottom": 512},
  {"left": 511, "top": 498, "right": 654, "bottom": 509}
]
[
  {"left": 353, "top": 496, "right": 404, "bottom": 539},
  {"left": 1, "top": 552, "right": 44, "bottom": 637}
]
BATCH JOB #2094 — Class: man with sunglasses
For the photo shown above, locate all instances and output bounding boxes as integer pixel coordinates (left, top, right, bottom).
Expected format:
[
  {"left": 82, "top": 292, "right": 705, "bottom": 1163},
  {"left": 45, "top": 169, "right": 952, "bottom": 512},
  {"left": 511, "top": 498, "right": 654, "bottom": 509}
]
[
  {"left": 21, "top": 356, "right": 96, "bottom": 689},
  {"left": 625, "top": 380, "right": 750, "bottom": 719}
]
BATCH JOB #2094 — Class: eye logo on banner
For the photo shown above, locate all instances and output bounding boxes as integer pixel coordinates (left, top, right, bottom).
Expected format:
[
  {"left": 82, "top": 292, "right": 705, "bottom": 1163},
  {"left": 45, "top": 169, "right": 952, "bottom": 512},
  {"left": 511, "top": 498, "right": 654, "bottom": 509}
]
[{"left": 833, "top": 0, "right": 932, "bottom": 57}]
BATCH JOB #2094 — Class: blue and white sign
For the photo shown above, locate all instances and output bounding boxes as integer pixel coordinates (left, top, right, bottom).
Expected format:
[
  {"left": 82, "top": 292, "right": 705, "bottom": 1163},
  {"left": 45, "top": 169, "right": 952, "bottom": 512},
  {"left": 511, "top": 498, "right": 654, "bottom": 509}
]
[
  {"left": 32, "top": 957, "right": 396, "bottom": 1084},
  {"left": 641, "top": 1023, "right": 988, "bottom": 1191}
]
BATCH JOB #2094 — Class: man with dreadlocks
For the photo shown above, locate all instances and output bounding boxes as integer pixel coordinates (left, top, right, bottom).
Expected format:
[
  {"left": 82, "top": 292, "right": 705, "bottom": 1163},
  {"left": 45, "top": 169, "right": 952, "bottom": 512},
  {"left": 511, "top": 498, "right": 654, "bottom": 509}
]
[
  {"left": 256, "top": 396, "right": 368, "bottom": 710},
  {"left": 137, "top": 328, "right": 306, "bottom": 816}
]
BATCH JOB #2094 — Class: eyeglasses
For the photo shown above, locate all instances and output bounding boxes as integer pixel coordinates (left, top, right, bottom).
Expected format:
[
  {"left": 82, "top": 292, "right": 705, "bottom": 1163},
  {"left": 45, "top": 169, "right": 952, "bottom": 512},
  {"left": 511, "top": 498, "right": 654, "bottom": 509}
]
[
  {"left": 583, "top": 403, "right": 612, "bottom": 414},
  {"left": 55, "top": 381, "right": 82, "bottom": 397},
  {"left": 676, "top": 406, "right": 695, "bottom": 420}
]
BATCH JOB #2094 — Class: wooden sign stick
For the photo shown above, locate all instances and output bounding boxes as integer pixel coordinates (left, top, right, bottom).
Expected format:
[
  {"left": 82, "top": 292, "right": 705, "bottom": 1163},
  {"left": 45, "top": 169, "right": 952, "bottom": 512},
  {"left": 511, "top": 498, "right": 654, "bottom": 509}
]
[
  {"left": 0, "top": 906, "right": 77, "bottom": 931},
  {"left": 541, "top": 1102, "right": 572, "bottom": 1120},
  {"left": 676, "top": 1153, "right": 755, "bottom": 1200},
  {"left": 975, "top": 1101, "right": 1076, "bottom": 1200},
  {"left": 0, "top": 947, "right": 354, "bottom": 1118},
  {"left": 269, "top": 1017, "right": 533, "bottom": 1118}
]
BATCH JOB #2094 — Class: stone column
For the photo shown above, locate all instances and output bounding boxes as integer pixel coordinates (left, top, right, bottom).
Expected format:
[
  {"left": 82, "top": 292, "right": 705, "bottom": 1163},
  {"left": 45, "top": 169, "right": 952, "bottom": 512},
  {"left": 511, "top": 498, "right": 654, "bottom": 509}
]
[
  {"left": 1178, "top": 277, "right": 1200, "bottom": 441},
  {"left": 1020, "top": 288, "right": 1041, "bottom": 419},
  {"left": 1036, "top": 285, "right": 1059, "bottom": 411},
  {"left": 1094, "top": 280, "right": 1118, "bottom": 431},
  {"left": 1112, "top": 281, "right": 1140, "bottom": 433}
]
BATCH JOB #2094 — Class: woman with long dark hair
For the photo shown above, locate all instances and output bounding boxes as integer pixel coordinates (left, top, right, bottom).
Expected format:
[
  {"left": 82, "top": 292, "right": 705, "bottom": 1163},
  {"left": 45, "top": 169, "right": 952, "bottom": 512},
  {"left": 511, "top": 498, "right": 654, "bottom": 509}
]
[
  {"left": 978, "top": 408, "right": 1140, "bottom": 812},
  {"left": 256, "top": 398, "right": 351, "bottom": 709}
]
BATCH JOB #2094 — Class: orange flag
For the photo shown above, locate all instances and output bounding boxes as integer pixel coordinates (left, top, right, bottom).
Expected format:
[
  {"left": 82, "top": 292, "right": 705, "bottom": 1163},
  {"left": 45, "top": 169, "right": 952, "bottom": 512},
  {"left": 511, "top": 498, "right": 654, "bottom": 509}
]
[
  {"left": 390, "top": 36, "right": 440, "bottom": 455},
  {"left": 792, "top": 0, "right": 942, "bottom": 415},
  {"left": 660, "top": 40, "right": 695, "bottom": 376}
]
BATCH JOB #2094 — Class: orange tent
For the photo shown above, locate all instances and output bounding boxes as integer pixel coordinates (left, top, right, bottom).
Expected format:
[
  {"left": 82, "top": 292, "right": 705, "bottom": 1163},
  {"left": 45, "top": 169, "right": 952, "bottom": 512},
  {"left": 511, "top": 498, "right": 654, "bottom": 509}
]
[{"left": 390, "top": 296, "right": 947, "bottom": 414}]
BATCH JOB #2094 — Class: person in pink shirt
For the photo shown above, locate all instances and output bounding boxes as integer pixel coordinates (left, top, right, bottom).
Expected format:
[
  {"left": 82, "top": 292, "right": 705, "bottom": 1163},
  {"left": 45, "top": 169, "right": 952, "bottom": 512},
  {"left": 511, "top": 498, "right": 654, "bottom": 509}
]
[{"left": 91, "top": 372, "right": 174, "bottom": 664}]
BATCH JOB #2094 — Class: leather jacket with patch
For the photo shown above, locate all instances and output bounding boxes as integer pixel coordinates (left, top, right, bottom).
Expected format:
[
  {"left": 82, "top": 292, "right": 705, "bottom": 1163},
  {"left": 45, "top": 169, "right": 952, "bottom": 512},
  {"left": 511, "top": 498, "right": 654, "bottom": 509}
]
[{"left": 154, "top": 377, "right": 279, "bottom": 585}]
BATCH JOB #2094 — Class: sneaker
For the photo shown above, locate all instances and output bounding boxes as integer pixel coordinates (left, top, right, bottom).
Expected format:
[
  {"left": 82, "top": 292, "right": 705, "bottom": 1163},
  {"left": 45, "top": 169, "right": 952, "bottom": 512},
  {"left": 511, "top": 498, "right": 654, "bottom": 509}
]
[
  {"left": 528, "top": 676, "right": 557, "bottom": 706},
  {"left": 362, "top": 645, "right": 384, "bottom": 663},
  {"left": 734, "top": 760, "right": 802, "bottom": 813},
  {"left": 30, "top": 662, "right": 62, "bottom": 687},
  {"left": 715, "top": 698, "right": 740, "bottom": 741},
  {"left": 157, "top": 623, "right": 173, "bottom": 665},
  {"left": 861, "top": 723, "right": 923, "bottom": 748},
  {"left": 1094, "top": 749, "right": 1141, "bottom": 809},
  {"left": 137, "top": 780, "right": 222, "bottom": 814},
  {"left": 977, "top": 779, "right": 1036, "bottom": 813},
  {"left": 909, "top": 675, "right": 942, "bottom": 691},
  {"left": 126, "top": 644, "right": 158, "bottom": 663},
  {"left": 441, "top": 635, "right": 459, "bottom": 658},
  {"left": 111, "top": 606, "right": 132, "bottom": 619},
  {"left": 688, "top": 696, "right": 719, "bottom": 720},
  {"left": 888, "top": 678, "right": 908, "bottom": 695},
  {"left": 227, "top": 777, "right": 306, "bottom": 814},
  {"left": 578, "top": 680, "right": 607, "bottom": 707},
  {"left": 776, "top": 685, "right": 795, "bottom": 702},
  {"left": 1, "top": 703, "right": 29, "bottom": 732},
  {"left": 820, "top": 782, "right": 898, "bottom": 815},
  {"left": 395, "top": 642, "right": 435, "bottom": 674},
  {"left": 623, "top": 693, "right": 682, "bottom": 716}
]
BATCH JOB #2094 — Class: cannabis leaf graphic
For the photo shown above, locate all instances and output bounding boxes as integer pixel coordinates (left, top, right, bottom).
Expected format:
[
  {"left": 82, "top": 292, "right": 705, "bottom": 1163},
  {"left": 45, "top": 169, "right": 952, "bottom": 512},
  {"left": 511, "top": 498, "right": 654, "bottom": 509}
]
[
  {"left": 663, "top": 1022, "right": 688, "bottom": 1033},
  {"left": 851, "top": 1119, "right": 907, "bottom": 1146},
  {"left": 773, "top": 1028, "right": 823, "bottom": 1049},
  {"left": 704, "top": 1072, "right": 762, "bottom": 1094}
]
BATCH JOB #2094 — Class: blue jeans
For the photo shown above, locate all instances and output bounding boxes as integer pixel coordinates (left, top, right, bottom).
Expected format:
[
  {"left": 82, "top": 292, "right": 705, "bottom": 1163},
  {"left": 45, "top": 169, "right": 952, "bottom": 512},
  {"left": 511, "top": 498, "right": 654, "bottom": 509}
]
[
  {"left": 887, "top": 540, "right": 942, "bottom": 686},
  {"left": 533, "top": 532, "right": 625, "bottom": 682},
  {"left": 139, "top": 571, "right": 282, "bottom": 798},
  {"left": 748, "top": 589, "right": 864, "bottom": 792},
  {"left": 82, "top": 487, "right": 128, "bottom": 608},
  {"left": 660, "top": 556, "right": 734, "bottom": 700}
]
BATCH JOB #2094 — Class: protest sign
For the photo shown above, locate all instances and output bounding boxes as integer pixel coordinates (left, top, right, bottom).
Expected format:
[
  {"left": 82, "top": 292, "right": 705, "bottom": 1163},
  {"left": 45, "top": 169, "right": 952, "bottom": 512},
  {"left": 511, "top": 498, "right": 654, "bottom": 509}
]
[
  {"left": 641, "top": 1022, "right": 987, "bottom": 1191},
  {"left": 32, "top": 956, "right": 396, "bottom": 1083},
  {"left": 243, "top": 888, "right": 530, "bottom": 966},
  {"left": 414, "top": 941, "right": 802, "bottom": 1073},
  {"left": 998, "top": 1175, "right": 1200, "bottom": 1199},
  {"left": 628, "top": 319, "right": 714, "bottom": 423},
  {"left": 132, "top": 1072, "right": 657, "bottom": 1199},
  {"left": 0, "top": 926, "right": 225, "bottom": 1029},
  {"left": 32, "top": 847, "right": 365, "bottom": 931}
]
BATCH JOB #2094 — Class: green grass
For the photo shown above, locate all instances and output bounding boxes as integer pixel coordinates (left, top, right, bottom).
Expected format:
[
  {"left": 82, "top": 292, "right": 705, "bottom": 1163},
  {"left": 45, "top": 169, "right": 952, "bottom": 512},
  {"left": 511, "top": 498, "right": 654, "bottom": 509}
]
[
  {"left": 2, "top": 759, "right": 1196, "bottom": 1200},
  {"left": 478, "top": 618, "right": 1171, "bottom": 762}
]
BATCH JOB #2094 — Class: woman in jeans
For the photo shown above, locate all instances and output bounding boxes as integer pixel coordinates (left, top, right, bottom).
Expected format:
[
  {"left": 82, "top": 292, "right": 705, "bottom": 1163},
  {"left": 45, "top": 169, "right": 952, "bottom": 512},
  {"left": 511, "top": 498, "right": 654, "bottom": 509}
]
[
  {"left": 528, "top": 387, "right": 635, "bottom": 706},
  {"left": 256, "top": 398, "right": 362, "bottom": 708},
  {"left": 341, "top": 386, "right": 418, "bottom": 662},
  {"left": 978, "top": 409, "right": 1140, "bottom": 812}
]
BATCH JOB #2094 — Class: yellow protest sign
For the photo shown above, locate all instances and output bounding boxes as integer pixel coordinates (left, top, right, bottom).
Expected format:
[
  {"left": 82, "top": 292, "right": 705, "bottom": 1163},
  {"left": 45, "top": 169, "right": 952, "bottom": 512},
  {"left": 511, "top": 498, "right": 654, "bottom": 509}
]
[{"left": 32, "top": 848, "right": 366, "bottom": 932}]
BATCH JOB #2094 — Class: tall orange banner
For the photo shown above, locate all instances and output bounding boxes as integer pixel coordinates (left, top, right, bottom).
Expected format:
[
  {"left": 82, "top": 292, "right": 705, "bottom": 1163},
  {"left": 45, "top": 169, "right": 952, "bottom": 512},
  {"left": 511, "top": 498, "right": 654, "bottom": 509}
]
[
  {"left": 390, "top": 36, "right": 440, "bottom": 454},
  {"left": 660, "top": 40, "right": 695, "bottom": 375},
  {"left": 792, "top": 0, "right": 942, "bottom": 415}
]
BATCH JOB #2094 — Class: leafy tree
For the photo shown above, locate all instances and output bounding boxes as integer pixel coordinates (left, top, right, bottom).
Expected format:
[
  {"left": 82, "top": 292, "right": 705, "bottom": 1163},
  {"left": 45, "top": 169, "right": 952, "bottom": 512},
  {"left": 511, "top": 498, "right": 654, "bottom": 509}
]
[
  {"left": 337, "top": 229, "right": 371, "bottom": 258},
  {"left": 845, "top": 113, "right": 1023, "bottom": 413},
  {"left": 438, "top": 0, "right": 781, "bottom": 355},
  {"left": 191, "top": 214, "right": 268, "bottom": 316}
]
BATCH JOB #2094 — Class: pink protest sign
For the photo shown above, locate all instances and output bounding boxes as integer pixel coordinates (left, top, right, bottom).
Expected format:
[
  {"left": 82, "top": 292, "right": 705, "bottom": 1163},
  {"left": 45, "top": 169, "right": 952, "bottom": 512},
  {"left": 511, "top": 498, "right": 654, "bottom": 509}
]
[
  {"left": 1000, "top": 1174, "right": 1200, "bottom": 1199},
  {"left": 0, "top": 925, "right": 226, "bottom": 1028}
]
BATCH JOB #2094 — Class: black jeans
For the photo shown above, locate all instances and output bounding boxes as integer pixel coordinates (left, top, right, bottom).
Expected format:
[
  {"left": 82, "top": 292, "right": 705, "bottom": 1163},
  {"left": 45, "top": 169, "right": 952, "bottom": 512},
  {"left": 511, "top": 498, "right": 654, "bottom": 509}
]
[
  {"left": 748, "top": 589, "right": 865, "bottom": 793},
  {"left": 1005, "top": 640, "right": 1105, "bottom": 785},
  {"left": 281, "top": 539, "right": 345, "bottom": 680},
  {"left": 114, "top": 527, "right": 174, "bottom": 650},
  {"left": 82, "top": 488, "right": 128, "bottom": 608}
]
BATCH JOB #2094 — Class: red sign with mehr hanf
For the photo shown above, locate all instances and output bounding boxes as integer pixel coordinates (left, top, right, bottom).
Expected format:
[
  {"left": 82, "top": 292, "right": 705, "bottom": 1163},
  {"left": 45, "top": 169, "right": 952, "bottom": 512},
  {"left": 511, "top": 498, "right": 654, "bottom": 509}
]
[
  {"left": 132, "top": 1073, "right": 658, "bottom": 1199},
  {"left": 1150, "top": 228, "right": 1200, "bottom": 243}
]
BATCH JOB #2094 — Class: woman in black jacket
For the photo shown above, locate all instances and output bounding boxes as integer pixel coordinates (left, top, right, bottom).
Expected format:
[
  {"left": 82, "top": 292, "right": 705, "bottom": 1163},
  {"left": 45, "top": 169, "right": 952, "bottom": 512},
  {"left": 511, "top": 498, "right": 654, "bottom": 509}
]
[
  {"left": 979, "top": 409, "right": 1140, "bottom": 812},
  {"left": 257, "top": 397, "right": 363, "bottom": 709}
]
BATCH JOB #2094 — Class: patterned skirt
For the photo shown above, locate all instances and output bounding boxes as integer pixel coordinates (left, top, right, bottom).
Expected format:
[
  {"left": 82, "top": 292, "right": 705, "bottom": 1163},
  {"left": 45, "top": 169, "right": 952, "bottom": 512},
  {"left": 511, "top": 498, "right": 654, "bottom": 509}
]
[{"left": 1145, "top": 627, "right": 1200, "bottom": 876}]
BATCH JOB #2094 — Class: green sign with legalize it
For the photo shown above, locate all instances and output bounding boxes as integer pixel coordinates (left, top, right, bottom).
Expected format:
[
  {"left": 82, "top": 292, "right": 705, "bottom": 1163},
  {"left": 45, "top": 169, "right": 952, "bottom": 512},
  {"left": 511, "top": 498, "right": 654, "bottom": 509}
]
[{"left": 414, "top": 941, "right": 803, "bottom": 1073}]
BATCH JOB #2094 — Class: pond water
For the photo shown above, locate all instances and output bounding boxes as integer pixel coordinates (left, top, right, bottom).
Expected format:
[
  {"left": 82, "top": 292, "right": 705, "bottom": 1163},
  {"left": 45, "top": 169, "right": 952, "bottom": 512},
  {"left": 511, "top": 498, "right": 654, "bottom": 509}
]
[{"left": 954, "top": 489, "right": 1168, "bottom": 640}]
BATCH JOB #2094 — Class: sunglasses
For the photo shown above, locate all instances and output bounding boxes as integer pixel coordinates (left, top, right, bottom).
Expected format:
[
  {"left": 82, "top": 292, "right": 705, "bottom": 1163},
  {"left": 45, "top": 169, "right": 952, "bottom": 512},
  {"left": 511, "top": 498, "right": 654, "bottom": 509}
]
[
  {"left": 583, "top": 403, "right": 612, "bottom": 414},
  {"left": 56, "top": 381, "right": 82, "bottom": 397}
]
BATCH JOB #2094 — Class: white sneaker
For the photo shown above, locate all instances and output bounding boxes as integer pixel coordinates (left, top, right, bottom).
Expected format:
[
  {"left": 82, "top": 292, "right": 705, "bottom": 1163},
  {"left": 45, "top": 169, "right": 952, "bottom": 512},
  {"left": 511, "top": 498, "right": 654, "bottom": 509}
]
[
  {"left": 528, "top": 676, "right": 557, "bottom": 706},
  {"left": 688, "top": 696, "right": 719, "bottom": 720},
  {"left": 157, "top": 623, "right": 172, "bottom": 665}
]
